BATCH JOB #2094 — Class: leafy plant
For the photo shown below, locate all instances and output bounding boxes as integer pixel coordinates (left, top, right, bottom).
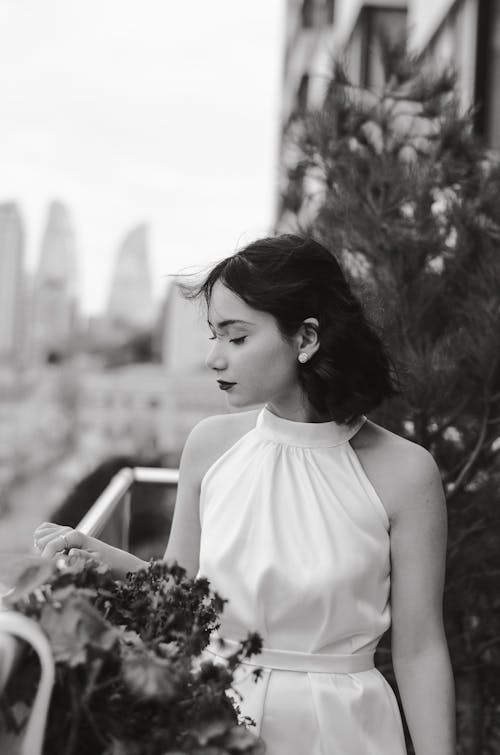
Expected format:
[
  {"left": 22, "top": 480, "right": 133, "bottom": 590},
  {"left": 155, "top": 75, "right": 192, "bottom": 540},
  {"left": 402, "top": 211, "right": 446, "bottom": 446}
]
[
  {"left": 279, "top": 49, "right": 500, "bottom": 754},
  {"left": 1, "top": 556, "right": 265, "bottom": 755}
]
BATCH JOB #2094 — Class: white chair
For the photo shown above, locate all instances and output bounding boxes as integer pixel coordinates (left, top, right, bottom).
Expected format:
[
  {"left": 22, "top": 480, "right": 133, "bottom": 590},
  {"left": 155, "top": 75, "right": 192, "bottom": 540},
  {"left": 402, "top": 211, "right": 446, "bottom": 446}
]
[{"left": 0, "top": 610, "right": 55, "bottom": 755}]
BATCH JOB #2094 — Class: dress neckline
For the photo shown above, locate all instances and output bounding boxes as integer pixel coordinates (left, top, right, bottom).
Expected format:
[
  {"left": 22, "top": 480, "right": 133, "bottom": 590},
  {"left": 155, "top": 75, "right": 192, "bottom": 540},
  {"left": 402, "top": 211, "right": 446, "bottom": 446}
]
[{"left": 255, "top": 405, "right": 367, "bottom": 448}]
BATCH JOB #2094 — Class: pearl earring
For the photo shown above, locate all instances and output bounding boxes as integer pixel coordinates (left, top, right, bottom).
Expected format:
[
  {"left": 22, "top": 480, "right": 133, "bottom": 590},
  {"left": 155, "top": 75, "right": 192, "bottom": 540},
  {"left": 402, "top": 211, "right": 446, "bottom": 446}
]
[{"left": 298, "top": 352, "right": 309, "bottom": 364}]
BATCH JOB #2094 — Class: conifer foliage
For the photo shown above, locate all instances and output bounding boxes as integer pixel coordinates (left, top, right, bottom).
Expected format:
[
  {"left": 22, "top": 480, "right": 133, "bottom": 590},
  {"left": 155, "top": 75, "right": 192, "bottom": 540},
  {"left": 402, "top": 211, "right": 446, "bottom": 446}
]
[{"left": 279, "top": 51, "right": 500, "bottom": 754}]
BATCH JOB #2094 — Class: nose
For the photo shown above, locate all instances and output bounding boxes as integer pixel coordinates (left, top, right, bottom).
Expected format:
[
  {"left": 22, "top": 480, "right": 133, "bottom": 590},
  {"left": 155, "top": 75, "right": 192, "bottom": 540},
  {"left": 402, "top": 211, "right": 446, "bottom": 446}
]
[{"left": 205, "top": 340, "right": 228, "bottom": 371}]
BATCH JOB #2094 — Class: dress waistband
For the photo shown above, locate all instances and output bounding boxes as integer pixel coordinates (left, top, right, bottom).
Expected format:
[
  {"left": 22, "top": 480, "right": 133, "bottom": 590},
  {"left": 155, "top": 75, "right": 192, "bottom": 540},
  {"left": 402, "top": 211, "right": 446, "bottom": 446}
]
[{"left": 207, "top": 638, "right": 375, "bottom": 674}]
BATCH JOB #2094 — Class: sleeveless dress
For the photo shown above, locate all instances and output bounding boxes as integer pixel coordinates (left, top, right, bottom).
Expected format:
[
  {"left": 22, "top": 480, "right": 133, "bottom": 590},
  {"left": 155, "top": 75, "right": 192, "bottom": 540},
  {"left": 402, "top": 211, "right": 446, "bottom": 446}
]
[{"left": 197, "top": 405, "right": 408, "bottom": 754}]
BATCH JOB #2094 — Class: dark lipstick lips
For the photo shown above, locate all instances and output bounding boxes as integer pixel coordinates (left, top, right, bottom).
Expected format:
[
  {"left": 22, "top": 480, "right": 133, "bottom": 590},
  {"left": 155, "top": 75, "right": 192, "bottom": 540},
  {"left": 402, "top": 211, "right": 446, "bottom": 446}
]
[{"left": 217, "top": 380, "right": 236, "bottom": 391}]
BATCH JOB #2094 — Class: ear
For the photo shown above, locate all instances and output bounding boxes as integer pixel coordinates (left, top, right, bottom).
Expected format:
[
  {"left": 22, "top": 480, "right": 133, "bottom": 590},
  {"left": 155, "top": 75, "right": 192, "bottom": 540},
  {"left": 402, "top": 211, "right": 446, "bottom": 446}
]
[{"left": 297, "top": 317, "right": 320, "bottom": 358}]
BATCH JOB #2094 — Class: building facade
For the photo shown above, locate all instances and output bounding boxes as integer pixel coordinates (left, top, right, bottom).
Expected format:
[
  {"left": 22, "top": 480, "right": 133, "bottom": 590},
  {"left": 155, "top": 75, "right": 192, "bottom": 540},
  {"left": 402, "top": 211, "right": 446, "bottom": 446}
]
[
  {"left": 0, "top": 203, "right": 25, "bottom": 367},
  {"left": 77, "top": 363, "right": 228, "bottom": 459},
  {"left": 77, "top": 281, "right": 229, "bottom": 459},
  {"left": 30, "top": 200, "right": 79, "bottom": 363},
  {"left": 106, "top": 223, "right": 156, "bottom": 334},
  {"left": 160, "top": 281, "right": 209, "bottom": 373},
  {"left": 282, "top": 0, "right": 500, "bottom": 148}
]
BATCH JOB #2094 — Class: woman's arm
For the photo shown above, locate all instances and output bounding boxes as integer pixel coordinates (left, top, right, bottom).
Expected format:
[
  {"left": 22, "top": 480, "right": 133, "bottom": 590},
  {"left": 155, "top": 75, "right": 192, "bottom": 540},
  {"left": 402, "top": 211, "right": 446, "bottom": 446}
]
[
  {"left": 34, "top": 522, "right": 148, "bottom": 579},
  {"left": 34, "top": 417, "right": 212, "bottom": 580},
  {"left": 389, "top": 445, "right": 456, "bottom": 755},
  {"left": 163, "top": 417, "right": 217, "bottom": 578}
]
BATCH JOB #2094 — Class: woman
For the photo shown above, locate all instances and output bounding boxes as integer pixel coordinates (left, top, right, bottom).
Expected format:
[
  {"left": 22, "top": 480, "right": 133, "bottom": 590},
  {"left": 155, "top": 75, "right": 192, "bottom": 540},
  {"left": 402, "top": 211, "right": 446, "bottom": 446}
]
[{"left": 34, "top": 235, "right": 456, "bottom": 754}]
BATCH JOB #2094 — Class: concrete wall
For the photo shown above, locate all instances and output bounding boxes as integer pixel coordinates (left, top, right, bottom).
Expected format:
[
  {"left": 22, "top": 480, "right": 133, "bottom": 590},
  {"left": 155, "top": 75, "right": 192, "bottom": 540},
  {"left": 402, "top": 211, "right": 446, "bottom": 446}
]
[
  {"left": 407, "top": 0, "right": 457, "bottom": 50},
  {"left": 333, "top": 0, "right": 406, "bottom": 47}
]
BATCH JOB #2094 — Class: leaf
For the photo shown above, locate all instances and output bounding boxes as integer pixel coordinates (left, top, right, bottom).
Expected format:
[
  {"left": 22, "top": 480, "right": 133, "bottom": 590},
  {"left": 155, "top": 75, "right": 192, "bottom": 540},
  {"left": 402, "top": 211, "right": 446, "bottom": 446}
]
[
  {"left": 120, "top": 629, "right": 142, "bottom": 646},
  {"left": 40, "top": 594, "right": 117, "bottom": 666},
  {"left": 102, "top": 739, "right": 130, "bottom": 755},
  {"left": 190, "top": 717, "right": 230, "bottom": 746},
  {"left": 158, "top": 640, "right": 180, "bottom": 658},
  {"left": 224, "top": 725, "right": 261, "bottom": 750},
  {"left": 122, "top": 647, "right": 177, "bottom": 701},
  {"left": 4, "top": 560, "right": 56, "bottom": 605}
]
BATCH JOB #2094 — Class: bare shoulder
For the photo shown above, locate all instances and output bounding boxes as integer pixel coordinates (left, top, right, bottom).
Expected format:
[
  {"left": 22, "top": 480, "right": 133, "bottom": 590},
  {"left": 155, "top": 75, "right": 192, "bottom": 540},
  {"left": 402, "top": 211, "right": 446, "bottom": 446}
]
[
  {"left": 351, "top": 418, "right": 442, "bottom": 524},
  {"left": 184, "top": 408, "right": 261, "bottom": 485}
]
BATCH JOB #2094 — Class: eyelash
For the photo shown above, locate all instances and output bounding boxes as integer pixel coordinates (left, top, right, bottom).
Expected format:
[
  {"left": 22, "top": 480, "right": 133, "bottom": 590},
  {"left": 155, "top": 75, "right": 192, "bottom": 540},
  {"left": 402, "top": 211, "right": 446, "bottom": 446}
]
[{"left": 208, "top": 335, "right": 247, "bottom": 345}]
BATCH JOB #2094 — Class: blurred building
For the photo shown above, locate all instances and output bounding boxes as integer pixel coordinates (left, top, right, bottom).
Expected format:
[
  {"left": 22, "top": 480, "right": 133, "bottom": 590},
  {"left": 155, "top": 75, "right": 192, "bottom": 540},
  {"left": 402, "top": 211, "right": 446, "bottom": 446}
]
[
  {"left": 0, "top": 203, "right": 25, "bottom": 367},
  {"left": 0, "top": 364, "right": 80, "bottom": 499},
  {"left": 30, "top": 201, "right": 79, "bottom": 363},
  {"left": 77, "top": 282, "right": 227, "bottom": 459},
  {"left": 410, "top": 0, "right": 500, "bottom": 150},
  {"left": 282, "top": 0, "right": 500, "bottom": 146},
  {"left": 161, "top": 281, "right": 209, "bottom": 372},
  {"left": 282, "top": 0, "right": 337, "bottom": 124},
  {"left": 78, "top": 363, "right": 175, "bottom": 457},
  {"left": 106, "top": 223, "right": 156, "bottom": 335},
  {"left": 78, "top": 365, "right": 227, "bottom": 459},
  {"left": 160, "top": 281, "right": 228, "bottom": 443}
]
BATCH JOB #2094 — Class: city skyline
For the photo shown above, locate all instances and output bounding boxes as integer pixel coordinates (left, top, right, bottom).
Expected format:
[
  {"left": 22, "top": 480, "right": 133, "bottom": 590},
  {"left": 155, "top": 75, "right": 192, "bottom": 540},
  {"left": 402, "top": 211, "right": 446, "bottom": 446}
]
[{"left": 0, "top": 0, "right": 285, "bottom": 315}]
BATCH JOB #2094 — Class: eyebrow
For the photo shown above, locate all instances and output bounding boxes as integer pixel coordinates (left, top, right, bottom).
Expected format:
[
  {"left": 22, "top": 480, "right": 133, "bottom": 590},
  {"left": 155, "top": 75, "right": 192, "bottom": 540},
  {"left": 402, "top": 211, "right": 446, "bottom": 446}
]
[{"left": 208, "top": 319, "right": 254, "bottom": 329}]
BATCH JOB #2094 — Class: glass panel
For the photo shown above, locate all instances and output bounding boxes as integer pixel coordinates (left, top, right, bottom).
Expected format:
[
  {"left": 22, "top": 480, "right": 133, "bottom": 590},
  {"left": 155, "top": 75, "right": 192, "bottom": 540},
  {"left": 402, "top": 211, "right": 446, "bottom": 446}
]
[
  {"left": 365, "top": 8, "right": 408, "bottom": 89},
  {"left": 486, "top": 0, "right": 500, "bottom": 149}
]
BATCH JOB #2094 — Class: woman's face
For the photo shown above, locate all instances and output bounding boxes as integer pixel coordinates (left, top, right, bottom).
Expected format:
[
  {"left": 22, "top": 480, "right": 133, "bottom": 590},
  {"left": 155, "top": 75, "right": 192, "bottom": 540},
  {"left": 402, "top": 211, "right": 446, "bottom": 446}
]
[{"left": 205, "top": 281, "right": 302, "bottom": 410}]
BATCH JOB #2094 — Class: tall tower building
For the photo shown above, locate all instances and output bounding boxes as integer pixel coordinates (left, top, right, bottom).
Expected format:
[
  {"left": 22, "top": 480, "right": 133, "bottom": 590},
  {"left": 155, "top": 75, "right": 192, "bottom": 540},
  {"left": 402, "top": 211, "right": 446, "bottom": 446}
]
[
  {"left": 31, "top": 200, "right": 79, "bottom": 363},
  {"left": 106, "top": 224, "right": 155, "bottom": 332},
  {"left": 0, "top": 203, "right": 25, "bottom": 366}
]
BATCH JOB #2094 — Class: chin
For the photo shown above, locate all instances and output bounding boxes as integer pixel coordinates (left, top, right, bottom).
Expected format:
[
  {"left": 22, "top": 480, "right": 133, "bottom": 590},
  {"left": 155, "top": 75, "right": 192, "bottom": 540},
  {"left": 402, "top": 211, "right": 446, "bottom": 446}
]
[
  {"left": 225, "top": 391, "right": 255, "bottom": 409},
  {"left": 224, "top": 393, "right": 246, "bottom": 408}
]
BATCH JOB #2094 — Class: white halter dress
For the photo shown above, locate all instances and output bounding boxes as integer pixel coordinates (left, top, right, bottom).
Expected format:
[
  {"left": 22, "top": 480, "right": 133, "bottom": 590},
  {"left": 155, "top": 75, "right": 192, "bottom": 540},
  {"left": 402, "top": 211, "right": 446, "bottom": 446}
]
[{"left": 198, "top": 405, "right": 408, "bottom": 754}]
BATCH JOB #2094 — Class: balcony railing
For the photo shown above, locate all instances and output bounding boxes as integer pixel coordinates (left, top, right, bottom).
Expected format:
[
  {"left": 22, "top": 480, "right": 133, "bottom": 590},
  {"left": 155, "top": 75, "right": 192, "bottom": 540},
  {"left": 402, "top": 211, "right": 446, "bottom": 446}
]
[
  {"left": 0, "top": 466, "right": 179, "bottom": 741},
  {"left": 76, "top": 466, "right": 179, "bottom": 550}
]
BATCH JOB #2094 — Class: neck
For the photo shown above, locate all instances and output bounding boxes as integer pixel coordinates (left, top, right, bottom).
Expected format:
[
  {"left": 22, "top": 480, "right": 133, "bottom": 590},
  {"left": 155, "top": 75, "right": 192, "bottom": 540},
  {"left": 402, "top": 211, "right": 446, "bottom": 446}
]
[{"left": 266, "top": 394, "right": 333, "bottom": 423}]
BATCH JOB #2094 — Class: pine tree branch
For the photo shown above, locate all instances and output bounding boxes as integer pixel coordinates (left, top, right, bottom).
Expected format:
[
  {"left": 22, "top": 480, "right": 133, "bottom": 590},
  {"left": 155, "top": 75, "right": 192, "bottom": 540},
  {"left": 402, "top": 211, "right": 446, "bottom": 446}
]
[
  {"left": 447, "top": 519, "right": 487, "bottom": 557},
  {"left": 445, "top": 569, "right": 500, "bottom": 588},
  {"left": 446, "top": 410, "right": 490, "bottom": 501},
  {"left": 446, "top": 358, "right": 499, "bottom": 500},
  {"left": 473, "top": 635, "right": 500, "bottom": 660},
  {"left": 427, "top": 396, "right": 470, "bottom": 441}
]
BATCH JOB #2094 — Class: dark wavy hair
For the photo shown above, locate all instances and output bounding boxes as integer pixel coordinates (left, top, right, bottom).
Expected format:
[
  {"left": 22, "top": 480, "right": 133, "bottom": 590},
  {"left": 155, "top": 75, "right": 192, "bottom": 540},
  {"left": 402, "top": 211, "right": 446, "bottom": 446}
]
[{"left": 185, "top": 234, "right": 399, "bottom": 424}]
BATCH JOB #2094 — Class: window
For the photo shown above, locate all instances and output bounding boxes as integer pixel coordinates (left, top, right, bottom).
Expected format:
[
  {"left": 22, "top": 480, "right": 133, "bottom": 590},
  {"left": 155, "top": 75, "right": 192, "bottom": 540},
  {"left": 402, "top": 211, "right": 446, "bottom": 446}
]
[
  {"left": 325, "top": 0, "right": 335, "bottom": 25},
  {"left": 297, "top": 74, "right": 310, "bottom": 111},
  {"left": 301, "top": 0, "right": 316, "bottom": 29},
  {"left": 344, "top": 6, "right": 407, "bottom": 88},
  {"left": 475, "top": 0, "right": 500, "bottom": 149}
]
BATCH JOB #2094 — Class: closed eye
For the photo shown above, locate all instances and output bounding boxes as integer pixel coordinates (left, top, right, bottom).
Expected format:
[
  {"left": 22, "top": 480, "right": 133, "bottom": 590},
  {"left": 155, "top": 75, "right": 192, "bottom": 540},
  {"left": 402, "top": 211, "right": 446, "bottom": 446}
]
[{"left": 230, "top": 336, "right": 247, "bottom": 345}]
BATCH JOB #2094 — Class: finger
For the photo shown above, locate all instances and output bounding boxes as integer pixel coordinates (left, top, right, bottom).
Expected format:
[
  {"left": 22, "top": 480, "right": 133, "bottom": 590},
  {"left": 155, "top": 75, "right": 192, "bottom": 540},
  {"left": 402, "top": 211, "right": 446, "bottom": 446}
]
[
  {"left": 34, "top": 522, "right": 64, "bottom": 538},
  {"left": 35, "top": 533, "right": 69, "bottom": 557},
  {"left": 67, "top": 548, "right": 101, "bottom": 563},
  {"left": 41, "top": 530, "right": 85, "bottom": 559},
  {"left": 35, "top": 529, "right": 72, "bottom": 554},
  {"left": 40, "top": 536, "right": 67, "bottom": 559},
  {"left": 33, "top": 524, "right": 57, "bottom": 547},
  {"left": 33, "top": 524, "right": 71, "bottom": 550}
]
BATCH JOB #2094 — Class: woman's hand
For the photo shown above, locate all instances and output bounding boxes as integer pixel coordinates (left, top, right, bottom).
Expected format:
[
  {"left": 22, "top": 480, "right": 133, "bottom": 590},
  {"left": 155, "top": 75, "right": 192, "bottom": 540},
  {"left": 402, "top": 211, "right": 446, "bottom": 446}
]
[
  {"left": 33, "top": 522, "right": 98, "bottom": 562},
  {"left": 33, "top": 522, "right": 149, "bottom": 579}
]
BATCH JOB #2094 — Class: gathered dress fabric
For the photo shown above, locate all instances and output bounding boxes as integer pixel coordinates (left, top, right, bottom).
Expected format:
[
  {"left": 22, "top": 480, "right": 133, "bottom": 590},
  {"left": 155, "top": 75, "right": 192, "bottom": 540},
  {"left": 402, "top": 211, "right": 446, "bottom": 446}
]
[{"left": 197, "top": 406, "right": 408, "bottom": 754}]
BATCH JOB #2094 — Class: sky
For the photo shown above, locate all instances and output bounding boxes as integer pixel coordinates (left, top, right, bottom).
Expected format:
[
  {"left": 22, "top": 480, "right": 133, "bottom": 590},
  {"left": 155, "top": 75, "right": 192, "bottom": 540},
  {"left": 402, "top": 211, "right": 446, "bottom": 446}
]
[{"left": 0, "top": 0, "right": 285, "bottom": 315}]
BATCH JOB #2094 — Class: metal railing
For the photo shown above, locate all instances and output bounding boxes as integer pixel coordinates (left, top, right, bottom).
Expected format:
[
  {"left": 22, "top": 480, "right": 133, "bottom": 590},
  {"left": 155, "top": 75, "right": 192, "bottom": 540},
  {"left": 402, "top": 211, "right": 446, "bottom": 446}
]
[
  {"left": 77, "top": 466, "right": 179, "bottom": 550},
  {"left": 0, "top": 467, "right": 179, "bottom": 712}
]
